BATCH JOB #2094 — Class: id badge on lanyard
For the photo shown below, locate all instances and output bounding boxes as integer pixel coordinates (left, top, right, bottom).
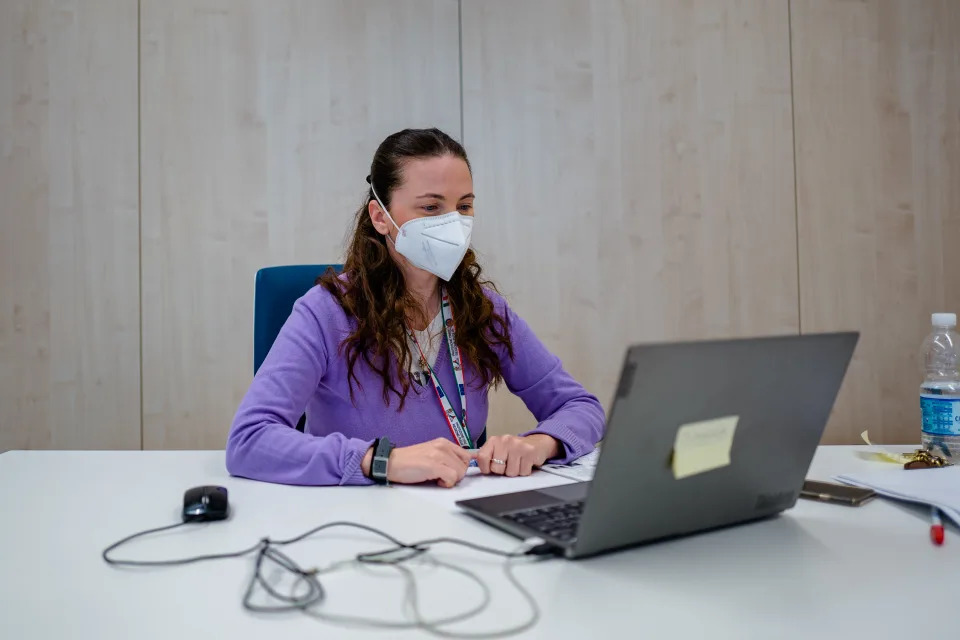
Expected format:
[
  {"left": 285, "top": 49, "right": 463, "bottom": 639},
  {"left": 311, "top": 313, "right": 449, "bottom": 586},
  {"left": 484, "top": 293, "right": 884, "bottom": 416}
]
[{"left": 408, "top": 287, "right": 473, "bottom": 449}]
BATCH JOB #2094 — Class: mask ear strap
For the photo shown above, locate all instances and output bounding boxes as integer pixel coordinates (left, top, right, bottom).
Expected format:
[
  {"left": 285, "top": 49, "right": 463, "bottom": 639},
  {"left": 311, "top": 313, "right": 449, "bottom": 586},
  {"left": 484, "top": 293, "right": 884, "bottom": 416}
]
[{"left": 370, "top": 184, "right": 402, "bottom": 234}]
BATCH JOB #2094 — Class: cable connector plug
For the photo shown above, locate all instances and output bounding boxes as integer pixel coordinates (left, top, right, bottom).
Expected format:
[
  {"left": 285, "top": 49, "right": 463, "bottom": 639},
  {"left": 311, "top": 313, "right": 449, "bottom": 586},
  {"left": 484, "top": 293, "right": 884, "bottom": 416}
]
[{"left": 520, "top": 536, "right": 558, "bottom": 556}]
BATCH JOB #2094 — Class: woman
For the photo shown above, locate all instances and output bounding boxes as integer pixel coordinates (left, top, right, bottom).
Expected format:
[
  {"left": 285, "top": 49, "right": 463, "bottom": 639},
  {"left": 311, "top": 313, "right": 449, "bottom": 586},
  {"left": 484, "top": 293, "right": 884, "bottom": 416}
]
[{"left": 227, "top": 128, "right": 604, "bottom": 487}]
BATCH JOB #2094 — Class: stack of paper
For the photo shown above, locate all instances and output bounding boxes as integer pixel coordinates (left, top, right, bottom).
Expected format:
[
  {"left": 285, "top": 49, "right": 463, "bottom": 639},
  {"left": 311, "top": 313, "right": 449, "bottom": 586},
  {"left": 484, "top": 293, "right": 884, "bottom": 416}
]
[
  {"left": 541, "top": 448, "right": 601, "bottom": 482},
  {"left": 835, "top": 466, "right": 960, "bottom": 527}
]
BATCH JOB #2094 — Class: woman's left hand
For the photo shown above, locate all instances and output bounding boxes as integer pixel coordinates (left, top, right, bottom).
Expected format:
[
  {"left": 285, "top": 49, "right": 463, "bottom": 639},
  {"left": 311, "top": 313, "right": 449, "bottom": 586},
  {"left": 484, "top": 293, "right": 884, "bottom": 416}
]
[{"left": 475, "top": 433, "right": 561, "bottom": 477}]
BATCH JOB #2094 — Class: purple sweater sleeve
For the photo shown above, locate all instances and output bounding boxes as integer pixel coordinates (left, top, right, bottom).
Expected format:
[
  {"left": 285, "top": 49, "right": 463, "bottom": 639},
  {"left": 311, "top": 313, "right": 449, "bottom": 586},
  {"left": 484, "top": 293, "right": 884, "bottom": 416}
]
[
  {"left": 493, "top": 294, "right": 606, "bottom": 464},
  {"left": 225, "top": 294, "right": 373, "bottom": 486}
]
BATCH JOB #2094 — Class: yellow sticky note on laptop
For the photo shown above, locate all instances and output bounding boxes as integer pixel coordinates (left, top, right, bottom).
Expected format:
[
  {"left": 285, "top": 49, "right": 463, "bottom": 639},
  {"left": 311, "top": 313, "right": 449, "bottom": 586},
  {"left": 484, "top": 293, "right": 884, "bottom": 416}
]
[{"left": 672, "top": 416, "right": 739, "bottom": 479}]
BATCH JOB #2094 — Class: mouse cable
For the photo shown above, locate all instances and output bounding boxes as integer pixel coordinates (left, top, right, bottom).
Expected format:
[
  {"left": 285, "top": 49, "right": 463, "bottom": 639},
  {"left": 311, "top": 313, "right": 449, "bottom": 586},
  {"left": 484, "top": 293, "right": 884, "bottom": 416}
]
[
  {"left": 102, "top": 520, "right": 556, "bottom": 638},
  {"left": 102, "top": 521, "right": 263, "bottom": 567}
]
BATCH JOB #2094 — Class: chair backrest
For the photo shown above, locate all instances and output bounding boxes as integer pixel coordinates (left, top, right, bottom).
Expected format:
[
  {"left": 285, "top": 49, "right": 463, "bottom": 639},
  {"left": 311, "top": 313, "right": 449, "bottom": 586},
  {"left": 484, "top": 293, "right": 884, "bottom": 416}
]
[{"left": 254, "top": 264, "right": 342, "bottom": 374}]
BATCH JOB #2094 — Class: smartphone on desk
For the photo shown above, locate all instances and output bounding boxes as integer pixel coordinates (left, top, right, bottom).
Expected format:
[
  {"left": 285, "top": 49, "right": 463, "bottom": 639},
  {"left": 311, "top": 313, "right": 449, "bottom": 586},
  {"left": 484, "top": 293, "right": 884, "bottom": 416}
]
[{"left": 800, "top": 480, "right": 876, "bottom": 506}]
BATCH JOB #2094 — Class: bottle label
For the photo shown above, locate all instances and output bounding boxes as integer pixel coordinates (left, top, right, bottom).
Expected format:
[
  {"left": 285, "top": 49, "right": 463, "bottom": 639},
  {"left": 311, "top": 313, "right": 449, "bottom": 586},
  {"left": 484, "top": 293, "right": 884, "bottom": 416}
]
[{"left": 920, "top": 395, "right": 960, "bottom": 436}]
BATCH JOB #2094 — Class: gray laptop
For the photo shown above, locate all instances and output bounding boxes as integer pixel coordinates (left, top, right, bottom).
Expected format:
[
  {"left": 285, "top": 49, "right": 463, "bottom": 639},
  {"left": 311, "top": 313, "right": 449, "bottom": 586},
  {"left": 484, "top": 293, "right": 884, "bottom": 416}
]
[{"left": 457, "top": 333, "right": 858, "bottom": 559}]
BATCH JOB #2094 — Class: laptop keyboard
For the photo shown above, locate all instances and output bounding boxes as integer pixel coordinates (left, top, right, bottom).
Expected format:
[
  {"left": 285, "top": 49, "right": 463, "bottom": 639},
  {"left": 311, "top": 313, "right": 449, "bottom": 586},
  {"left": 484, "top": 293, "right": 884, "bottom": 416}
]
[{"left": 501, "top": 501, "right": 584, "bottom": 542}]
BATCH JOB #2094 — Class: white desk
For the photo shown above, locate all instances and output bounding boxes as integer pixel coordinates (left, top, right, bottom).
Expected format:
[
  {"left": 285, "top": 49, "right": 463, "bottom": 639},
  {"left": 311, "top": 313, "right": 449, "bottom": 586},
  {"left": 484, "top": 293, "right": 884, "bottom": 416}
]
[{"left": 0, "top": 447, "right": 956, "bottom": 640}]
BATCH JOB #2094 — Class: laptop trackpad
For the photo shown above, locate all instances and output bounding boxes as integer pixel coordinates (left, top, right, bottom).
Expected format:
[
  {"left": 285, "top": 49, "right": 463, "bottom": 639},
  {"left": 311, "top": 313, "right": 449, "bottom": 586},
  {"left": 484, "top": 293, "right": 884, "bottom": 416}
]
[
  {"left": 459, "top": 482, "right": 591, "bottom": 516},
  {"left": 536, "top": 482, "right": 590, "bottom": 503}
]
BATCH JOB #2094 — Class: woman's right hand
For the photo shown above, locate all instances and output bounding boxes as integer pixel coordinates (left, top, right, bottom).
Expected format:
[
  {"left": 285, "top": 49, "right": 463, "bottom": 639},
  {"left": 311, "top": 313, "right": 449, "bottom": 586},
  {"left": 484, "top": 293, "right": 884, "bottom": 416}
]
[{"left": 364, "top": 438, "right": 474, "bottom": 488}]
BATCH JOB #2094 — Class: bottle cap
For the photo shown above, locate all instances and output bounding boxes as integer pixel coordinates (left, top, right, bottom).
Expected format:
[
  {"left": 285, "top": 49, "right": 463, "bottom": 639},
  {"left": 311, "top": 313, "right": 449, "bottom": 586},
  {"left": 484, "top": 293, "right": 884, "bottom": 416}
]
[{"left": 931, "top": 313, "right": 957, "bottom": 328}]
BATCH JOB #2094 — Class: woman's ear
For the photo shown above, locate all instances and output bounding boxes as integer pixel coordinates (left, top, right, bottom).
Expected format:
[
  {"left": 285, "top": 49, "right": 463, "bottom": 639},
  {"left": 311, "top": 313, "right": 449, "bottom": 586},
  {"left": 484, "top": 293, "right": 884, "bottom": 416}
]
[{"left": 368, "top": 198, "right": 391, "bottom": 236}]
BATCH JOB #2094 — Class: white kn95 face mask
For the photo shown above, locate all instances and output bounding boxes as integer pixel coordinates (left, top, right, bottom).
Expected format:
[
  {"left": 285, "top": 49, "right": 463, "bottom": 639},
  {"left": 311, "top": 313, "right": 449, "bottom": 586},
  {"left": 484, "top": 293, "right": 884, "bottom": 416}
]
[{"left": 371, "top": 186, "right": 473, "bottom": 281}]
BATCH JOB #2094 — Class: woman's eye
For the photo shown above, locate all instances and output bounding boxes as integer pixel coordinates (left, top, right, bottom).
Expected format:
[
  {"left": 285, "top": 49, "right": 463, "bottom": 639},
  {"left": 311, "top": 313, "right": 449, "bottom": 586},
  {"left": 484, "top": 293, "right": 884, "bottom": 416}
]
[
  {"left": 459, "top": 204, "right": 473, "bottom": 213},
  {"left": 423, "top": 204, "right": 439, "bottom": 213}
]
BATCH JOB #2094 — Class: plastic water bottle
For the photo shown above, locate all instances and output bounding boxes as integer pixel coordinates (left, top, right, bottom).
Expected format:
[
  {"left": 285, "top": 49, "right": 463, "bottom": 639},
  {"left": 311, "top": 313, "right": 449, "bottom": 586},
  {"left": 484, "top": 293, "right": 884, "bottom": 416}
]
[{"left": 920, "top": 313, "right": 960, "bottom": 462}]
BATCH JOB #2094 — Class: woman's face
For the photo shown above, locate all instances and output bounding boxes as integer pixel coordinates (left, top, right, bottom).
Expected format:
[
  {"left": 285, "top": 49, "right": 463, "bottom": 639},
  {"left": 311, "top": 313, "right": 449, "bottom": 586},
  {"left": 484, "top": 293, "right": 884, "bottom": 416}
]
[{"left": 369, "top": 154, "right": 474, "bottom": 241}]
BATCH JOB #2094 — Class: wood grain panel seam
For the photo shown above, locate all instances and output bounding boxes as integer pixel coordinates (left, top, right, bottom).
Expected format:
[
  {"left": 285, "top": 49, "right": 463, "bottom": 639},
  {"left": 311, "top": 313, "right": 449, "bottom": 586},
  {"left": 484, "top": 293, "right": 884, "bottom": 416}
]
[
  {"left": 458, "top": 0, "right": 464, "bottom": 141},
  {"left": 787, "top": 0, "right": 802, "bottom": 335},
  {"left": 137, "top": 0, "right": 144, "bottom": 451}
]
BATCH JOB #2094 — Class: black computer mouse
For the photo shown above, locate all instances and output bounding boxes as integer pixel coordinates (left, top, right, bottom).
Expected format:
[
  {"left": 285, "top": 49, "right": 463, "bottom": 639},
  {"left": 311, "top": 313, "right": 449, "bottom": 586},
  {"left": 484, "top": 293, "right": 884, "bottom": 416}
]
[{"left": 182, "top": 485, "right": 230, "bottom": 522}]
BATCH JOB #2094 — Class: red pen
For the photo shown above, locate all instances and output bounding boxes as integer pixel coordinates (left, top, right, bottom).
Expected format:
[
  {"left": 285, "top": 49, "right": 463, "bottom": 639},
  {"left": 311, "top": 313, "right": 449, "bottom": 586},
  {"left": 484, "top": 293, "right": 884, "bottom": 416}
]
[{"left": 930, "top": 507, "right": 945, "bottom": 546}]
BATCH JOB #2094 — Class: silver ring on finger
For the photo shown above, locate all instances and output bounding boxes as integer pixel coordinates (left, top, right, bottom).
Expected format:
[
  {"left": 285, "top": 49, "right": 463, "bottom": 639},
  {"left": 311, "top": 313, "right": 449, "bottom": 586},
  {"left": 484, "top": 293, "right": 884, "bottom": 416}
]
[{"left": 492, "top": 458, "right": 506, "bottom": 465}]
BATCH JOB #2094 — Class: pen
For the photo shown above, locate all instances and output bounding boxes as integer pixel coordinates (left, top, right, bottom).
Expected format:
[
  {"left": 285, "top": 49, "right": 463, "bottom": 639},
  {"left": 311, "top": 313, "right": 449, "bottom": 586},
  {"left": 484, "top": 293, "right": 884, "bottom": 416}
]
[{"left": 930, "top": 507, "right": 945, "bottom": 546}]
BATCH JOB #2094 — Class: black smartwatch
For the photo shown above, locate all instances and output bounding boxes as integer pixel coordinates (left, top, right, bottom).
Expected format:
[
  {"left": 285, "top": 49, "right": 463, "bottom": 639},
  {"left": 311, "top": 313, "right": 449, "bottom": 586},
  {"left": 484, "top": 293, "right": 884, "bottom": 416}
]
[{"left": 370, "top": 437, "right": 395, "bottom": 485}]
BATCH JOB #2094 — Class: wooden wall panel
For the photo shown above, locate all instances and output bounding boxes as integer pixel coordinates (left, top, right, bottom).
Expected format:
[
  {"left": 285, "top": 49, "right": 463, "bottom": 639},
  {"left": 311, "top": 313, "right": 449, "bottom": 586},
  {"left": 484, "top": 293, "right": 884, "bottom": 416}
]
[
  {"left": 792, "top": 0, "right": 960, "bottom": 444},
  {"left": 6, "top": 0, "right": 951, "bottom": 451},
  {"left": 0, "top": 0, "right": 140, "bottom": 451},
  {"left": 140, "top": 0, "right": 461, "bottom": 449},
  {"left": 462, "top": 0, "right": 799, "bottom": 436}
]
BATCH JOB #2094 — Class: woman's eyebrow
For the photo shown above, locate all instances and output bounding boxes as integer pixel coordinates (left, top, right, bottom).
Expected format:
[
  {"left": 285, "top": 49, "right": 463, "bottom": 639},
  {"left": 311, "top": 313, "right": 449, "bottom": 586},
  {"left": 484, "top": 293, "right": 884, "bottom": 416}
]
[{"left": 414, "top": 192, "right": 476, "bottom": 200}]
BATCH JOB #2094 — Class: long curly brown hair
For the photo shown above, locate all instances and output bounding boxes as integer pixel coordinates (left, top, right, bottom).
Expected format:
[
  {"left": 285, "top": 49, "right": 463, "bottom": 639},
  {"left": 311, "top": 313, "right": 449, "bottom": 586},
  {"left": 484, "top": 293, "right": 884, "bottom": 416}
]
[{"left": 319, "top": 128, "right": 513, "bottom": 408}]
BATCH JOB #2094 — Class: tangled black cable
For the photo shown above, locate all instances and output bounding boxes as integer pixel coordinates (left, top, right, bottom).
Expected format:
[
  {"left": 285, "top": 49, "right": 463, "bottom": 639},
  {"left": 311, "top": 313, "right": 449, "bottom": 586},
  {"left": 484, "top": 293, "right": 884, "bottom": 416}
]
[{"left": 102, "top": 520, "right": 556, "bottom": 638}]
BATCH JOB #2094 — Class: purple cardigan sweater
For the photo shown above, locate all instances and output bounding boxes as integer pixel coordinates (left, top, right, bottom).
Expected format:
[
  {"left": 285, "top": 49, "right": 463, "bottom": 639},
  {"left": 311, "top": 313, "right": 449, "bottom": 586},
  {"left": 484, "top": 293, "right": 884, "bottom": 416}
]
[{"left": 226, "top": 285, "right": 605, "bottom": 486}]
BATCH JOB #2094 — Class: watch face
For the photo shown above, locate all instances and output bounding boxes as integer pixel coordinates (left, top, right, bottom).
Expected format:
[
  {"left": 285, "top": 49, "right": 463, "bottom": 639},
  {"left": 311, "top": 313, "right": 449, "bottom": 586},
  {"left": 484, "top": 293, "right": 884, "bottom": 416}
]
[{"left": 373, "top": 459, "right": 388, "bottom": 476}]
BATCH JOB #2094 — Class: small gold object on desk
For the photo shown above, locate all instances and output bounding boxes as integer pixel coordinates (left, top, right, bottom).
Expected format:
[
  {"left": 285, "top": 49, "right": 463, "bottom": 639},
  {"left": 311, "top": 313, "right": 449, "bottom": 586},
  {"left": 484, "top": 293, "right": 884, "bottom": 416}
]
[{"left": 903, "top": 449, "right": 951, "bottom": 469}]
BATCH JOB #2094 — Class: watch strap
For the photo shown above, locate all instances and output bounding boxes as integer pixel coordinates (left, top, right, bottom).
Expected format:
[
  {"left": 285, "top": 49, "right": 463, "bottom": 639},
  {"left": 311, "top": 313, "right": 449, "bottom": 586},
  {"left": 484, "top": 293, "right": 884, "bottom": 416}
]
[{"left": 370, "top": 437, "right": 394, "bottom": 485}]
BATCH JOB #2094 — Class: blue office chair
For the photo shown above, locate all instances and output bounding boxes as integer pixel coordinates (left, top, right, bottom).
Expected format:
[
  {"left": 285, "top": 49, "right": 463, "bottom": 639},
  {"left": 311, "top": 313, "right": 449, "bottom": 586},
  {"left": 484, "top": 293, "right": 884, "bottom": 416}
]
[
  {"left": 254, "top": 264, "right": 342, "bottom": 431},
  {"left": 254, "top": 264, "right": 342, "bottom": 374}
]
